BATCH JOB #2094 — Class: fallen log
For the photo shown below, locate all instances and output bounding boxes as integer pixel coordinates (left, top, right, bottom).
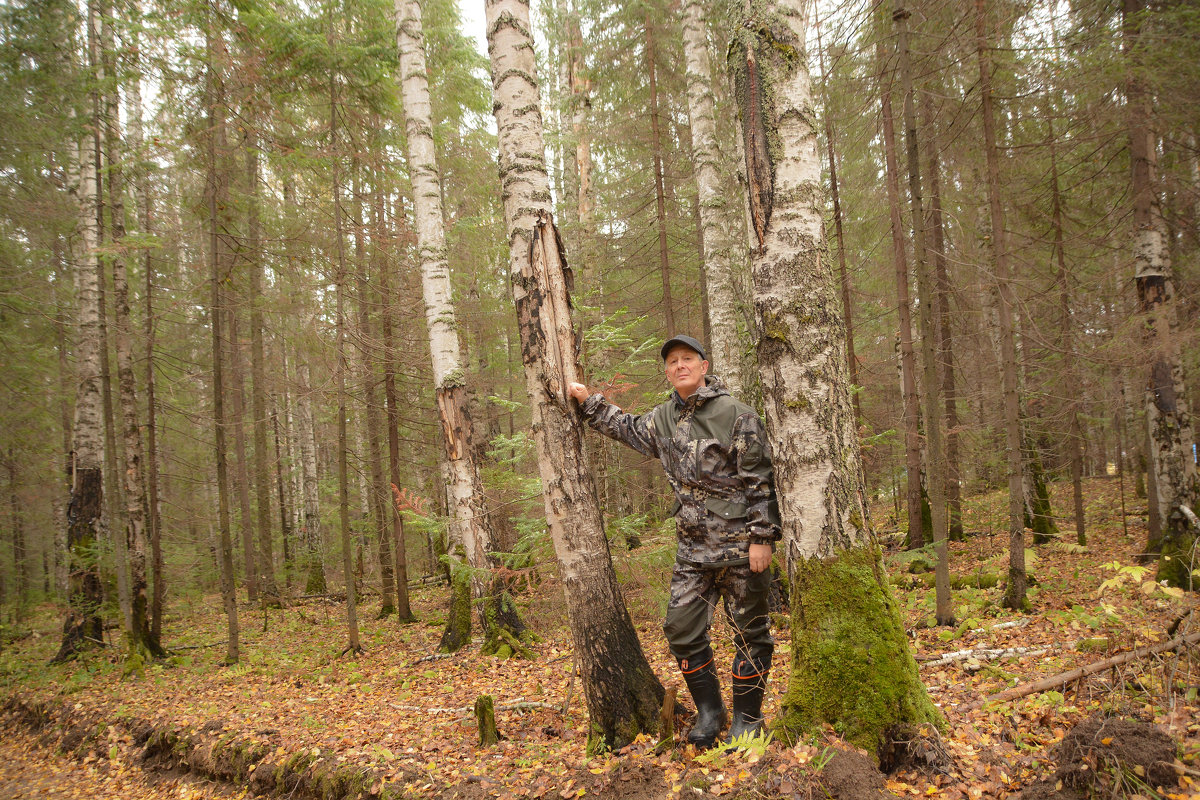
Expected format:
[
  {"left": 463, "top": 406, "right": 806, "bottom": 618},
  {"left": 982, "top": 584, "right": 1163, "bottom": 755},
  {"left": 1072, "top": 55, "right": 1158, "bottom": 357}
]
[
  {"left": 967, "top": 630, "right": 1200, "bottom": 709},
  {"left": 921, "top": 645, "right": 1051, "bottom": 668}
]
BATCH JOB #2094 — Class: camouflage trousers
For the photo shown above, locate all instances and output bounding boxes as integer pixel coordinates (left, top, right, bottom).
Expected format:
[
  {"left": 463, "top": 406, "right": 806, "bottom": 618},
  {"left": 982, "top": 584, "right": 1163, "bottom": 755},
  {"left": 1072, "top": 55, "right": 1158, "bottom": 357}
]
[{"left": 662, "top": 561, "right": 773, "bottom": 678}]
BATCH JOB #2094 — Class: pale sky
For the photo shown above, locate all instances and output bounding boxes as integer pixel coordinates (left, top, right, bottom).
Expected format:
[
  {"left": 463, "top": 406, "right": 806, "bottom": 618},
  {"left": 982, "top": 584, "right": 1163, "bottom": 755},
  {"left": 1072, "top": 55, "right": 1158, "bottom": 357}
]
[{"left": 457, "top": 0, "right": 489, "bottom": 59}]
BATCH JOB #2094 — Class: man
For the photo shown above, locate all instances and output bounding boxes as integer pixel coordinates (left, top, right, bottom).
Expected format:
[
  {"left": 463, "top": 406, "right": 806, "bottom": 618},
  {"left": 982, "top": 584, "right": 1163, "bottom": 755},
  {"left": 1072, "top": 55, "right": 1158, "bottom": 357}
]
[{"left": 567, "top": 335, "right": 780, "bottom": 748}]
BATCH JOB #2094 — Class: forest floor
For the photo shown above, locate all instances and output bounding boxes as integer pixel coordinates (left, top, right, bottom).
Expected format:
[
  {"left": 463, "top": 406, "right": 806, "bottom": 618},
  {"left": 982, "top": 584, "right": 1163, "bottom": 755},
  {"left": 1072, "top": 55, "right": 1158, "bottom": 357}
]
[{"left": 1, "top": 477, "right": 1198, "bottom": 800}]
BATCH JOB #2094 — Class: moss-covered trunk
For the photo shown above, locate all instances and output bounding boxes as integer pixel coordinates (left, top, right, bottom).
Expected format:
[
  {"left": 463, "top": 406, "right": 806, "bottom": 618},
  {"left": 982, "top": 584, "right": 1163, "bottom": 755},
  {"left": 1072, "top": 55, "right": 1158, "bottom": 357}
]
[
  {"left": 438, "top": 563, "right": 471, "bottom": 653},
  {"left": 779, "top": 546, "right": 940, "bottom": 755},
  {"left": 1023, "top": 448, "right": 1059, "bottom": 545}
]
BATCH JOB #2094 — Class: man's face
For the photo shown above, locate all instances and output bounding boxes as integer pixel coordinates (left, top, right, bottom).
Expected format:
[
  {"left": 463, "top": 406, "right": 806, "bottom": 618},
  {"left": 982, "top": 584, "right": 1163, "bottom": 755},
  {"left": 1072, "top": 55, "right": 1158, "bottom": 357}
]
[{"left": 664, "top": 345, "right": 709, "bottom": 399}]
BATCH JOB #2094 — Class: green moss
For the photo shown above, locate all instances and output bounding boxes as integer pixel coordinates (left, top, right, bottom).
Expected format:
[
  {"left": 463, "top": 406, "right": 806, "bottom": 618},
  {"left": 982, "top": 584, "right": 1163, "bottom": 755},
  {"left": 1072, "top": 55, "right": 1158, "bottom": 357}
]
[
  {"left": 848, "top": 509, "right": 864, "bottom": 530},
  {"left": 783, "top": 393, "right": 811, "bottom": 411},
  {"left": 121, "top": 649, "right": 145, "bottom": 680},
  {"left": 437, "top": 566, "right": 472, "bottom": 653},
  {"left": 762, "top": 311, "right": 789, "bottom": 343},
  {"left": 1023, "top": 452, "right": 1059, "bottom": 544},
  {"left": 775, "top": 545, "right": 943, "bottom": 758}
]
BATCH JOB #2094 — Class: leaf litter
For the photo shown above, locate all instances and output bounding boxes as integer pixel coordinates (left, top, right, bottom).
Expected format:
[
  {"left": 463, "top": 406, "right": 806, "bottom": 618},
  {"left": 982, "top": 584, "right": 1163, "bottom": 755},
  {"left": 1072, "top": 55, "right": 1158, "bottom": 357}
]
[{"left": 1, "top": 478, "right": 1197, "bottom": 799}]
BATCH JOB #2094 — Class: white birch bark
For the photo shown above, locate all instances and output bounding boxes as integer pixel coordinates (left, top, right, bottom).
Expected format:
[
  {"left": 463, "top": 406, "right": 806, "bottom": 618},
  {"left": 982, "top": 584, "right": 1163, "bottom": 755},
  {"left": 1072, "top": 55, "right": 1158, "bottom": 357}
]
[
  {"left": 55, "top": 123, "right": 106, "bottom": 662},
  {"left": 395, "top": 0, "right": 490, "bottom": 578},
  {"left": 738, "top": 3, "right": 868, "bottom": 566},
  {"left": 682, "top": 0, "right": 749, "bottom": 395}
]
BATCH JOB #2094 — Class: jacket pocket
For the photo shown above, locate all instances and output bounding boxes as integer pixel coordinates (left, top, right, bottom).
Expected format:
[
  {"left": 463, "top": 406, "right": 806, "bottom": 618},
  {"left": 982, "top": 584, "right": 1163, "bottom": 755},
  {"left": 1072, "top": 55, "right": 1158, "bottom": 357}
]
[{"left": 704, "top": 496, "right": 747, "bottom": 520}]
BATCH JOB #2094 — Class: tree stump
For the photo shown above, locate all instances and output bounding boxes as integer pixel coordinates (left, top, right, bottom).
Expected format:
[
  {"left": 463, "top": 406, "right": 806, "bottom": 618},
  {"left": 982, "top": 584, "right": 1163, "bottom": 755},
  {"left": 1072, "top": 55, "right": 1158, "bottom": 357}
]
[
  {"left": 656, "top": 686, "right": 677, "bottom": 753},
  {"left": 475, "top": 695, "right": 499, "bottom": 746}
]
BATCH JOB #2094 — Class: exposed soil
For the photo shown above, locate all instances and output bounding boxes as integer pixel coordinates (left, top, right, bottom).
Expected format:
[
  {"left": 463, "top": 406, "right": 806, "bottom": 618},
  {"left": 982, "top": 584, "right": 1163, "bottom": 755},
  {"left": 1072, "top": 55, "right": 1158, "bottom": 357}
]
[
  {"left": 0, "top": 724, "right": 244, "bottom": 800},
  {"left": 1019, "top": 714, "right": 1181, "bottom": 799},
  {"left": 816, "top": 749, "right": 897, "bottom": 799}
]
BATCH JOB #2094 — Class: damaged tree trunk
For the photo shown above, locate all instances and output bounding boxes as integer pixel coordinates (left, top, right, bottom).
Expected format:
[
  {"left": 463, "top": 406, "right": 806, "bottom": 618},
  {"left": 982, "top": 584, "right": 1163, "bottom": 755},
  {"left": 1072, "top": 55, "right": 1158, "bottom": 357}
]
[
  {"left": 730, "top": 0, "right": 941, "bottom": 757},
  {"left": 395, "top": 0, "right": 525, "bottom": 650},
  {"left": 486, "top": 0, "right": 663, "bottom": 750}
]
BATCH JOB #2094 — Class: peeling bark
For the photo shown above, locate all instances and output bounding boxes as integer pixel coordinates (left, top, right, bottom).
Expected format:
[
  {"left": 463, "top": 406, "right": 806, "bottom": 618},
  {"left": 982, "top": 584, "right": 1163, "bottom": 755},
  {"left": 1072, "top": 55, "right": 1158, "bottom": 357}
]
[
  {"left": 1124, "top": 0, "right": 1199, "bottom": 587},
  {"left": 487, "top": 0, "right": 662, "bottom": 748}
]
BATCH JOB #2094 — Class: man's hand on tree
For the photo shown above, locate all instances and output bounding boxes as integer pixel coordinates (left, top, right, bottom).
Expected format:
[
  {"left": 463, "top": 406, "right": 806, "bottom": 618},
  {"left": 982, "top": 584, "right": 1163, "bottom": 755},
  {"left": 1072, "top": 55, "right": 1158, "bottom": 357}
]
[
  {"left": 748, "top": 543, "right": 772, "bottom": 573},
  {"left": 568, "top": 382, "right": 591, "bottom": 403}
]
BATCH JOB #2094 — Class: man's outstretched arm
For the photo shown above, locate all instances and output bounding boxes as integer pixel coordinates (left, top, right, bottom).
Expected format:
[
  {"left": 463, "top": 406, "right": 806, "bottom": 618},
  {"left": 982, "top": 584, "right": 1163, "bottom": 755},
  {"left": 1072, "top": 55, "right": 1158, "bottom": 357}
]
[{"left": 568, "top": 382, "right": 660, "bottom": 460}]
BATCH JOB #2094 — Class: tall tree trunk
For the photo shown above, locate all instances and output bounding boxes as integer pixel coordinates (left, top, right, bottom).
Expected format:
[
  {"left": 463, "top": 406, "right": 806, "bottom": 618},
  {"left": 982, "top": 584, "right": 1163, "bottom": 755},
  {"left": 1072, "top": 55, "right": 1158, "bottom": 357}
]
[
  {"left": 354, "top": 171, "right": 395, "bottom": 619},
  {"left": 104, "top": 42, "right": 163, "bottom": 656},
  {"left": 730, "top": 0, "right": 940, "bottom": 755},
  {"left": 328, "top": 57, "right": 360, "bottom": 652},
  {"left": 227, "top": 308, "right": 258, "bottom": 602},
  {"left": 895, "top": 5, "right": 951, "bottom": 626},
  {"left": 55, "top": 123, "right": 106, "bottom": 663},
  {"left": 1124, "top": 0, "right": 1198, "bottom": 586},
  {"left": 53, "top": 242, "right": 72, "bottom": 599},
  {"left": 568, "top": 1, "right": 594, "bottom": 310},
  {"left": 645, "top": 10, "right": 676, "bottom": 338},
  {"left": 95, "top": 0, "right": 129, "bottom": 633},
  {"left": 296, "top": 361, "right": 325, "bottom": 594},
  {"left": 247, "top": 137, "right": 280, "bottom": 604},
  {"left": 374, "top": 169, "right": 414, "bottom": 622},
  {"left": 1047, "top": 114, "right": 1086, "bottom": 545},
  {"left": 682, "top": 0, "right": 747, "bottom": 393},
  {"left": 8, "top": 453, "right": 28, "bottom": 609},
  {"left": 486, "top": 0, "right": 663, "bottom": 749},
  {"left": 207, "top": 24, "right": 239, "bottom": 664},
  {"left": 271, "top": 393, "right": 295, "bottom": 592},
  {"left": 975, "top": 0, "right": 1027, "bottom": 610},
  {"left": 126, "top": 15, "right": 167, "bottom": 636},
  {"left": 877, "top": 36, "right": 923, "bottom": 549},
  {"left": 816, "top": 22, "right": 860, "bottom": 425},
  {"left": 922, "top": 92, "right": 963, "bottom": 542}
]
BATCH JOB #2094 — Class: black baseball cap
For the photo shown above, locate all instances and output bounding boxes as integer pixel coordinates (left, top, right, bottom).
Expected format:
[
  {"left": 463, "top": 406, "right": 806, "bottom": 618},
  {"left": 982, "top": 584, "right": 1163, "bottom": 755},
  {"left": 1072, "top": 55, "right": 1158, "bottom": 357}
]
[{"left": 660, "top": 335, "right": 708, "bottom": 361}]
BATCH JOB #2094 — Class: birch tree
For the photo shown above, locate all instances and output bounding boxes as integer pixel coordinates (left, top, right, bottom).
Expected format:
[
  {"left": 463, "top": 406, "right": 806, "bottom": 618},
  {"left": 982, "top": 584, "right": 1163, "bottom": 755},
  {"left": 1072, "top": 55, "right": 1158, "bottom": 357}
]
[
  {"left": 54, "top": 122, "right": 105, "bottom": 664},
  {"left": 395, "top": 0, "right": 526, "bottom": 653},
  {"left": 682, "top": 0, "right": 749, "bottom": 394},
  {"left": 485, "top": 0, "right": 663, "bottom": 749},
  {"left": 730, "top": 0, "right": 940, "bottom": 753},
  {"left": 1124, "top": 0, "right": 1199, "bottom": 587}
]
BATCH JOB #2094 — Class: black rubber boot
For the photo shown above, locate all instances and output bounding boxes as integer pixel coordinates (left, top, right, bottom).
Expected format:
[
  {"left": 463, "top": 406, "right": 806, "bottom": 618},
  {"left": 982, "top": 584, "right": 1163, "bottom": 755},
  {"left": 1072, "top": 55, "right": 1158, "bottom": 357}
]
[
  {"left": 727, "top": 663, "right": 767, "bottom": 742},
  {"left": 680, "top": 654, "right": 726, "bottom": 749}
]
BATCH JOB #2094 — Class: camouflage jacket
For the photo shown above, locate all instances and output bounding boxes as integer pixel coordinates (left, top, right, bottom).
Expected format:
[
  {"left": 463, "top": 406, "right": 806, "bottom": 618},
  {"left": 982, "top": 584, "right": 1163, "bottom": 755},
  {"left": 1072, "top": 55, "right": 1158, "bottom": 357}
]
[{"left": 579, "top": 376, "right": 781, "bottom": 565}]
